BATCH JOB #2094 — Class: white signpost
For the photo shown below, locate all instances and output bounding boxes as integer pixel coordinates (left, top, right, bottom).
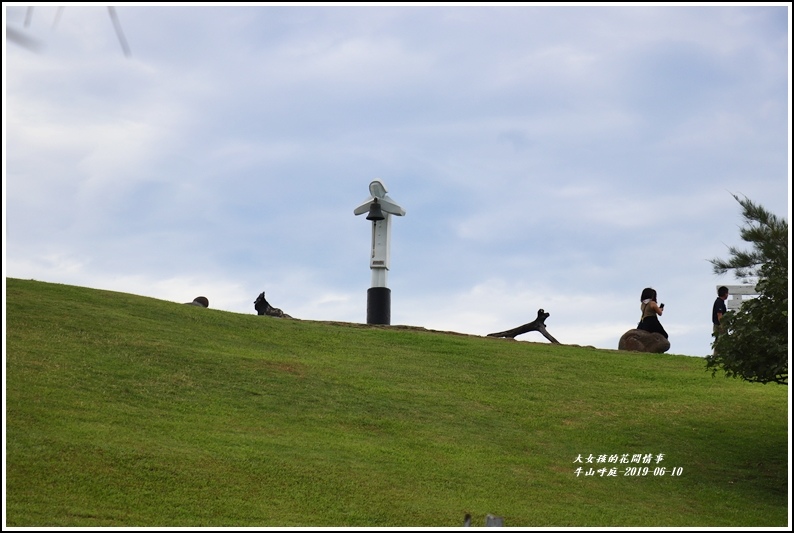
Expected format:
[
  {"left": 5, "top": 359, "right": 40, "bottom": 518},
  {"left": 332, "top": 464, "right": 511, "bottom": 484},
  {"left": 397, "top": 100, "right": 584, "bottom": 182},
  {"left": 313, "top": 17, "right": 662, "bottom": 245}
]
[
  {"left": 354, "top": 180, "right": 406, "bottom": 325},
  {"left": 720, "top": 285, "right": 759, "bottom": 311}
]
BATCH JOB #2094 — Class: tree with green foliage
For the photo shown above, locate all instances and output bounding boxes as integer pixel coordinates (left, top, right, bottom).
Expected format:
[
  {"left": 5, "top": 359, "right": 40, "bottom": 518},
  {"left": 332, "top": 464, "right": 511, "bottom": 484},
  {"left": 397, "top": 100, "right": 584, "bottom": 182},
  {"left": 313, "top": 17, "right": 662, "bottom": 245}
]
[{"left": 707, "top": 194, "right": 788, "bottom": 385}]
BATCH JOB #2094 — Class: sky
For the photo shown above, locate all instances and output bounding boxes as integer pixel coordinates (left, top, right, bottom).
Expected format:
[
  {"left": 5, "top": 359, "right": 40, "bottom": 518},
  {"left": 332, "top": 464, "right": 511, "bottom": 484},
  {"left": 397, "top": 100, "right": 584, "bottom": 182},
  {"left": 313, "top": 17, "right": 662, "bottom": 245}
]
[{"left": 3, "top": 3, "right": 791, "bottom": 358}]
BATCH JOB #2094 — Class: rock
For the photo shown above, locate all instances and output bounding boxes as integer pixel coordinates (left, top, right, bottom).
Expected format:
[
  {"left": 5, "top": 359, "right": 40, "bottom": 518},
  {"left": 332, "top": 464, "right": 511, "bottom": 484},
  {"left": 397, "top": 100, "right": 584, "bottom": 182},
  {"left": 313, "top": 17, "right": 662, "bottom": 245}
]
[
  {"left": 185, "top": 296, "right": 209, "bottom": 308},
  {"left": 618, "top": 329, "right": 670, "bottom": 353}
]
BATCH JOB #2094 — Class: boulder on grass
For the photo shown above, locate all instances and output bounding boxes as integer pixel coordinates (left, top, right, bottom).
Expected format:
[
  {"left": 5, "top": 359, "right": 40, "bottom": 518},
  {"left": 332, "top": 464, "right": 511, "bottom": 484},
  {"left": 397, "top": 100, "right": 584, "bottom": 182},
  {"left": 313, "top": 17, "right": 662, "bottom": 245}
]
[
  {"left": 185, "top": 296, "right": 209, "bottom": 308},
  {"left": 618, "top": 329, "right": 670, "bottom": 353}
]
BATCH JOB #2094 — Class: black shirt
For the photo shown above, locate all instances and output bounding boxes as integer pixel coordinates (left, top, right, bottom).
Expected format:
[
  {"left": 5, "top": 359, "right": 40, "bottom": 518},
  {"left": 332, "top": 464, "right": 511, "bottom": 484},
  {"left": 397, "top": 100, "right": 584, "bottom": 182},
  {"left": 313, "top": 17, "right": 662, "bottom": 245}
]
[{"left": 712, "top": 297, "right": 727, "bottom": 325}]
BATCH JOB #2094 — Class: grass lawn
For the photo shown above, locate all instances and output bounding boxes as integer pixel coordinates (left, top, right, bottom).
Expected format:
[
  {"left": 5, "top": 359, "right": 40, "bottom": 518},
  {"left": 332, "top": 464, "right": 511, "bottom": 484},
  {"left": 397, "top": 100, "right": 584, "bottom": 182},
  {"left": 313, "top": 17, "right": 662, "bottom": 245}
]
[{"left": 4, "top": 278, "right": 790, "bottom": 527}]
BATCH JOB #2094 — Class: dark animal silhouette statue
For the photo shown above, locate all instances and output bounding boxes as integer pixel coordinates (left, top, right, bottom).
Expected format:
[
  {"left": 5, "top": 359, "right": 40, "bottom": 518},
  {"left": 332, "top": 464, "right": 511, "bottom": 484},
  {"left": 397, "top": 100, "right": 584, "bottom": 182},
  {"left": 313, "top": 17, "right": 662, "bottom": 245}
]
[{"left": 254, "top": 291, "right": 292, "bottom": 318}]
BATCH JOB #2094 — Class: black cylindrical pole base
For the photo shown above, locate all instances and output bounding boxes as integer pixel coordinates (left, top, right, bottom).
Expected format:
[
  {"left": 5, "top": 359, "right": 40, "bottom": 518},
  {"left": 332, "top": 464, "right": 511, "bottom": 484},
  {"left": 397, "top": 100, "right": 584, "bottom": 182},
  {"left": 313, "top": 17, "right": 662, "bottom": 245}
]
[{"left": 367, "top": 287, "right": 391, "bottom": 325}]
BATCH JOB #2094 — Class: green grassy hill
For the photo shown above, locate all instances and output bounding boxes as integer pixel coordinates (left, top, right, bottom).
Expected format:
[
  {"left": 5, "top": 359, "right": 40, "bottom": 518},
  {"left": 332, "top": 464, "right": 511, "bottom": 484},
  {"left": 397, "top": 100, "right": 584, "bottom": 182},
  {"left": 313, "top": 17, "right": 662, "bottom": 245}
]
[{"left": 4, "top": 278, "right": 789, "bottom": 527}]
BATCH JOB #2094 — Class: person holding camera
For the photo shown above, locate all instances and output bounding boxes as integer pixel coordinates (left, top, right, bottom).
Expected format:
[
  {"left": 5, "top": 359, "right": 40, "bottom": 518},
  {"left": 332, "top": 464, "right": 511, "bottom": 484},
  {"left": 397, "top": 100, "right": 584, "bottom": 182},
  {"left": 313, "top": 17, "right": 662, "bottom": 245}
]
[{"left": 637, "top": 287, "right": 668, "bottom": 338}]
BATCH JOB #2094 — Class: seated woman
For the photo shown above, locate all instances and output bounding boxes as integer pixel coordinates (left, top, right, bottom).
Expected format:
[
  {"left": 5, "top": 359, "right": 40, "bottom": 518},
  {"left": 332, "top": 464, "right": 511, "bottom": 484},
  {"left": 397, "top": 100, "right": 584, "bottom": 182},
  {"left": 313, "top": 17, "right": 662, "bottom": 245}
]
[{"left": 637, "top": 287, "right": 668, "bottom": 339}]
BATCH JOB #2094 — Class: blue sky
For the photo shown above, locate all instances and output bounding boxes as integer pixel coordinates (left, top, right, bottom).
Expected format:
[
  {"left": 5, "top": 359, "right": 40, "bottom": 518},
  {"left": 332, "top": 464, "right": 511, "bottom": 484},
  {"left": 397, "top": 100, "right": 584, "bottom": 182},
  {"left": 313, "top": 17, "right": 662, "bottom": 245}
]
[{"left": 4, "top": 3, "right": 791, "bottom": 357}]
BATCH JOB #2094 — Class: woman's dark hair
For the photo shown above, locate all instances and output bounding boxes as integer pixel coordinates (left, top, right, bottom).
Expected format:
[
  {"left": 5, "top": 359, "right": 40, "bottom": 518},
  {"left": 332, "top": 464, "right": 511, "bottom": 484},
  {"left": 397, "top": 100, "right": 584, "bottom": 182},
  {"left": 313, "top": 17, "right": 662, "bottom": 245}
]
[{"left": 640, "top": 287, "right": 657, "bottom": 301}]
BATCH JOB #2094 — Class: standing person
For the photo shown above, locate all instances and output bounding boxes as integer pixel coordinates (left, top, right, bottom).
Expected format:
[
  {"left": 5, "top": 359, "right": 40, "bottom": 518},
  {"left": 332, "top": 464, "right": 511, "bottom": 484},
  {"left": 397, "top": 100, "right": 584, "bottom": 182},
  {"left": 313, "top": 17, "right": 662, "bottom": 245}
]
[
  {"left": 637, "top": 287, "right": 668, "bottom": 339},
  {"left": 712, "top": 286, "right": 729, "bottom": 348}
]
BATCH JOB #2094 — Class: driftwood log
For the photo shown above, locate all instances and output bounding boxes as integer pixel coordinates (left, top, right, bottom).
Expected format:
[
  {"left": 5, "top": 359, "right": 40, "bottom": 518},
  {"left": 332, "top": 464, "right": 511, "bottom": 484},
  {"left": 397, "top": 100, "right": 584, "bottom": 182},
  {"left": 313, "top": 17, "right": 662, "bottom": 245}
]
[{"left": 487, "top": 309, "right": 560, "bottom": 343}]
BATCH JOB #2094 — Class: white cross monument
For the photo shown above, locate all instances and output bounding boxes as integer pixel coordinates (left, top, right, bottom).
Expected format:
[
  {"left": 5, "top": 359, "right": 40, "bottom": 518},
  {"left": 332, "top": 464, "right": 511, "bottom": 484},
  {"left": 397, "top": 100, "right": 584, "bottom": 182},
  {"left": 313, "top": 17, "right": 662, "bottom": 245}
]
[{"left": 354, "top": 179, "right": 406, "bottom": 325}]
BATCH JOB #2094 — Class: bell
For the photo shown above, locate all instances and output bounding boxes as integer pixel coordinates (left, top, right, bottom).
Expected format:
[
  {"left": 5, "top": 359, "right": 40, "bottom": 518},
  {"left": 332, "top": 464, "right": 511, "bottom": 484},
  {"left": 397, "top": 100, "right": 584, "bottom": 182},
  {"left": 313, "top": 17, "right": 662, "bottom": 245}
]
[{"left": 366, "top": 199, "right": 385, "bottom": 221}]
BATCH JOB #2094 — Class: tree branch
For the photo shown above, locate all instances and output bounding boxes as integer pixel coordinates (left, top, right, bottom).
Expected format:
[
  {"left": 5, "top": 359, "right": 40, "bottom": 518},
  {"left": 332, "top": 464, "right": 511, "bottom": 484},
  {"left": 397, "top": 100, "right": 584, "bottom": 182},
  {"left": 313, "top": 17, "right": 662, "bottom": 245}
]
[{"left": 487, "top": 309, "right": 560, "bottom": 343}]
